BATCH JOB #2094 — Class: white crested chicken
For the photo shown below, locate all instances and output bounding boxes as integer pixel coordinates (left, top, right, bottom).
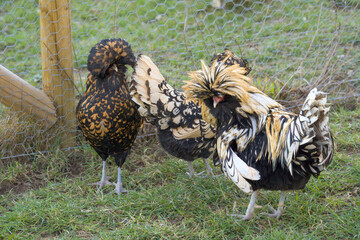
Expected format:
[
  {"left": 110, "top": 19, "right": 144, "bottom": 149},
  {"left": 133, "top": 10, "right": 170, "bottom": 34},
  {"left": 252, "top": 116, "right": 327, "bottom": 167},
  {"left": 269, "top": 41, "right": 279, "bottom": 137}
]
[
  {"left": 76, "top": 39, "right": 143, "bottom": 194},
  {"left": 130, "top": 51, "right": 251, "bottom": 177},
  {"left": 183, "top": 50, "right": 334, "bottom": 220}
]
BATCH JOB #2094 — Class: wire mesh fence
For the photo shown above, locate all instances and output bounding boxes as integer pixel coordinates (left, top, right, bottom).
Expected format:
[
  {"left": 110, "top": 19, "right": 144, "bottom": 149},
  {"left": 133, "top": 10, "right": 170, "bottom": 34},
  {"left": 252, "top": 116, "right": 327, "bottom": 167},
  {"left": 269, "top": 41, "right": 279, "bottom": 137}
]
[{"left": 0, "top": 0, "right": 359, "bottom": 160}]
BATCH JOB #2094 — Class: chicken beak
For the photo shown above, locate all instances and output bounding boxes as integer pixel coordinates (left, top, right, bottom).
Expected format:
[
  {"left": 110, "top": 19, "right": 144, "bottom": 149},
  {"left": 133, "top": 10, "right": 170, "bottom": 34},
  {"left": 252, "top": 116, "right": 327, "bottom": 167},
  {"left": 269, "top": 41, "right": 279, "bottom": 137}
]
[
  {"left": 213, "top": 96, "right": 223, "bottom": 108},
  {"left": 113, "top": 64, "right": 118, "bottom": 72}
]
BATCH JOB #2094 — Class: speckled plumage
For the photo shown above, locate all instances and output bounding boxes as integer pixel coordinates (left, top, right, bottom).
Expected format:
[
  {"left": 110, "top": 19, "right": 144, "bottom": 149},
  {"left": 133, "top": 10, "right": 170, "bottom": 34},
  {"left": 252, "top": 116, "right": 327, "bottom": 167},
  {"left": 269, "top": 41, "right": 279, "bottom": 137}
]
[
  {"left": 76, "top": 39, "right": 142, "bottom": 193},
  {"left": 130, "top": 53, "right": 251, "bottom": 176},
  {"left": 210, "top": 49, "right": 252, "bottom": 75},
  {"left": 184, "top": 50, "right": 334, "bottom": 219},
  {"left": 130, "top": 55, "right": 214, "bottom": 176}
]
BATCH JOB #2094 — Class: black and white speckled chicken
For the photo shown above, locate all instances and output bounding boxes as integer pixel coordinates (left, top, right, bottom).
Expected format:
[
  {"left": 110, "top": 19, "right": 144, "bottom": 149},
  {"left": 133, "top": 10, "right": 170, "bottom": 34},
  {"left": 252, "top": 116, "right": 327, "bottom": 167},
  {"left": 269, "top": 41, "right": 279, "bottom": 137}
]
[
  {"left": 183, "top": 50, "right": 334, "bottom": 219},
  {"left": 76, "top": 39, "right": 143, "bottom": 194},
  {"left": 130, "top": 51, "right": 251, "bottom": 177}
]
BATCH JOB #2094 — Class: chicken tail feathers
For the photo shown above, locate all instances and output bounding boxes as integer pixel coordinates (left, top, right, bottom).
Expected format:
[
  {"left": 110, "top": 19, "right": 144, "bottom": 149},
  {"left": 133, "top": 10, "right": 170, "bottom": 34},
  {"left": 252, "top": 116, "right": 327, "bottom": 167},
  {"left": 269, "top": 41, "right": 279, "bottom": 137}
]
[
  {"left": 130, "top": 55, "right": 169, "bottom": 125},
  {"left": 300, "top": 88, "right": 329, "bottom": 126},
  {"left": 87, "top": 38, "right": 136, "bottom": 78},
  {"left": 131, "top": 55, "right": 195, "bottom": 129},
  {"left": 299, "top": 88, "right": 334, "bottom": 170}
]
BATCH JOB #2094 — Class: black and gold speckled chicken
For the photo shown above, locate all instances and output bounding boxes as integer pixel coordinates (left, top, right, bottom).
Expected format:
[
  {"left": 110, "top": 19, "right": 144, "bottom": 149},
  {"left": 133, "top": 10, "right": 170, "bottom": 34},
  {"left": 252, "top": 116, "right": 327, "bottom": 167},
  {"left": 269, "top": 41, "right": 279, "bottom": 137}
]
[
  {"left": 130, "top": 50, "right": 251, "bottom": 177},
  {"left": 76, "top": 39, "right": 142, "bottom": 194},
  {"left": 184, "top": 50, "right": 334, "bottom": 220}
]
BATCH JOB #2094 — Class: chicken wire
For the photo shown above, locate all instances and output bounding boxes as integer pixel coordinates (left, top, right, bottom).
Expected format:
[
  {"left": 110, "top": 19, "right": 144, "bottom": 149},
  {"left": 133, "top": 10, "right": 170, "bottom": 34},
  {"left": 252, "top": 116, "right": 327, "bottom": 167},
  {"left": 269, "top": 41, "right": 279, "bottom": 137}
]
[{"left": 0, "top": 0, "right": 359, "bottom": 160}]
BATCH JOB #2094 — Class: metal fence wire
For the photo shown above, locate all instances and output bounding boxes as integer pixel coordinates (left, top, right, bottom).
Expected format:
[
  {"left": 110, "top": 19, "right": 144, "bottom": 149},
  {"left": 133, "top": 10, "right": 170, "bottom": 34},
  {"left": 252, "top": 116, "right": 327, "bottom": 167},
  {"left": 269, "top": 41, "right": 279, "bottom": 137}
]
[{"left": 0, "top": 0, "right": 359, "bottom": 160}]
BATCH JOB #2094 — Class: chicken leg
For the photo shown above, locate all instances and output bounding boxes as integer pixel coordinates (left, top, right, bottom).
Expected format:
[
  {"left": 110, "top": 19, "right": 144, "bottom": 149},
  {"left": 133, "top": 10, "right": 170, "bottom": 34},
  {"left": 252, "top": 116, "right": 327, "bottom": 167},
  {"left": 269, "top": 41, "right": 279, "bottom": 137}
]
[
  {"left": 261, "top": 191, "right": 286, "bottom": 219},
  {"left": 186, "top": 159, "right": 214, "bottom": 178},
  {"left": 202, "top": 158, "right": 214, "bottom": 176},
  {"left": 186, "top": 162, "right": 197, "bottom": 177},
  {"left": 90, "top": 160, "right": 113, "bottom": 192},
  {"left": 114, "top": 167, "right": 127, "bottom": 194},
  {"left": 230, "top": 190, "right": 259, "bottom": 220}
]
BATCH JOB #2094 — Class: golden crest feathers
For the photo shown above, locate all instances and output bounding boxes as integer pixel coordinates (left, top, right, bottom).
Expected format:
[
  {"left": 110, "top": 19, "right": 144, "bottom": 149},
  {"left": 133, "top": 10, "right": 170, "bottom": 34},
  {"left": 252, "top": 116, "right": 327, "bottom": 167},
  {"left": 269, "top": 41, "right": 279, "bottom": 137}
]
[{"left": 183, "top": 50, "right": 282, "bottom": 118}]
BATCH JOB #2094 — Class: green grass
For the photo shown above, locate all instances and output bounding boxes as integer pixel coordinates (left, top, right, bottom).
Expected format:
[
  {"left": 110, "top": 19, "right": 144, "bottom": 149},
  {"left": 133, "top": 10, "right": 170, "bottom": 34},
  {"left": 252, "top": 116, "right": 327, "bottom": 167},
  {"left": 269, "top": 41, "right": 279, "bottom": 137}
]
[
  {"left": 0, "top": 107, "right": 359, "bottom": 239},
  {"left": 0, "top": 1, "right": 359, "bottom": 238}
]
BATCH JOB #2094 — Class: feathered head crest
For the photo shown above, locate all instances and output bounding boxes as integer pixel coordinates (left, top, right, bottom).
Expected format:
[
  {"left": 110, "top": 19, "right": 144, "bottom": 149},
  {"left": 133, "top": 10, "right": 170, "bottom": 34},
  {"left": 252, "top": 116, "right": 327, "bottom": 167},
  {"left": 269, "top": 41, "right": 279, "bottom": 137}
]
[
  {"left": 183, "top": 50, "right": 281, "bottom": 117},
  {"left": 183, "top": 50, "right": 253, "bottom": 102},
  {"left": 210, "top": 49, "right": 252, "bottom": 75}
]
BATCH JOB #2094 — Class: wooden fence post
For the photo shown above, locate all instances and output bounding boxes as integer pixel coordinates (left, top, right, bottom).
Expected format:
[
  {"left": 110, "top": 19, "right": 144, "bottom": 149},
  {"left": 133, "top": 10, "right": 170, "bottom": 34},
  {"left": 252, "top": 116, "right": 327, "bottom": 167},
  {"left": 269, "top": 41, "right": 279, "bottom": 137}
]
[
  {"left": 39, "top": 0, "right": 76, "bottom": 147},
  {"left": 0, "top": 65, "right": 57, "bottom": 126}
]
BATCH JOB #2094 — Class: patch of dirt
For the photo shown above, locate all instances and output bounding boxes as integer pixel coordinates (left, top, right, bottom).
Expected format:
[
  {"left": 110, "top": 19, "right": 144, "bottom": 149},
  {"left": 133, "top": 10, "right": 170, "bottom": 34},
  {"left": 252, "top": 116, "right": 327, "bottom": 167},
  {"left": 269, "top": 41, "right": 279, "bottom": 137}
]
[
  {"left": 66, "top": 152, "right": 85, "bottom": 177},
  {"left": 0, "top": 172, "right": 45, "bottom": 195},
  {"left": 0, "top": 151, "right": 84, "bottom": 196}
]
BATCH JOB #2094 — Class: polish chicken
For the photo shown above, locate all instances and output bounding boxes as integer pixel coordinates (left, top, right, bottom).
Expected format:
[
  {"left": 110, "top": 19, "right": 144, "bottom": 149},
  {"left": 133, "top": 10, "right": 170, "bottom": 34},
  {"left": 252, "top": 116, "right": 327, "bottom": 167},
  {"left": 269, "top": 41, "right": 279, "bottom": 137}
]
[
  {"left": 183, "top": 50, "right": 334, "bottom": 219},
  {"left": 130, "top": 51, "right": 251, "bottom": 177},
  {"left": 76, "top": 39, "right": 143, "bottom": 194}
]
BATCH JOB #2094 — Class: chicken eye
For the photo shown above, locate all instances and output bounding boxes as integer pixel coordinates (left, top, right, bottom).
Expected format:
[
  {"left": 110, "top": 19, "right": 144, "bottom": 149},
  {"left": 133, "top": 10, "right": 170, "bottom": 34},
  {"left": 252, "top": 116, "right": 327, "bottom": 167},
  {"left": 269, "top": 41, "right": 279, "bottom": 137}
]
[{"left": 214, "top": 92, "right": 224, "bottom": 97}]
